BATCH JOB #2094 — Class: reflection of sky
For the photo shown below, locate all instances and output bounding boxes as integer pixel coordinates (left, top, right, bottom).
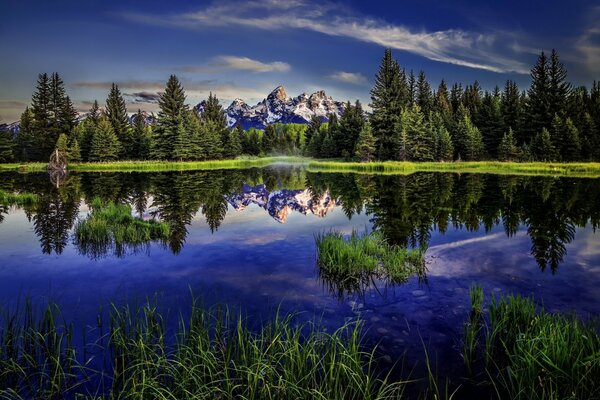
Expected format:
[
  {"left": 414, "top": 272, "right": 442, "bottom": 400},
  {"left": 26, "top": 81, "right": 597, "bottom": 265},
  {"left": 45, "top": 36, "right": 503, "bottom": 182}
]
[{"left": 1, "top": 198, "right": 599, "bottom": 383}]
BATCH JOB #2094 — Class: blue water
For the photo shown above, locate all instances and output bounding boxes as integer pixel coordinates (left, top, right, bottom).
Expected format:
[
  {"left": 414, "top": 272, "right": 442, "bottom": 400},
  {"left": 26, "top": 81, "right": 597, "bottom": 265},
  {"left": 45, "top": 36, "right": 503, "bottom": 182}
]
[{"left": 1, "top": 168, "right": 599, "bottom": 381}]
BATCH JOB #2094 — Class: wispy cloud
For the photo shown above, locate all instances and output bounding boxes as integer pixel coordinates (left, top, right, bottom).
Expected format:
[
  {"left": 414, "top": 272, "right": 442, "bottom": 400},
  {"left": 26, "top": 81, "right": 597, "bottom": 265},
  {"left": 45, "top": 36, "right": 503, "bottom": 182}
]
[
  {"left": 179, "top": 55, "right": 290, "bottom": 74},
  {"left": 575, "top": 7, "right": 600, "bottom": 71},
  {"left": 125, "top": 91, "right": 161, "bottom": 104},
  {"left": 120, "top": 0, "right": 530, "bottom": 74},
  {"left": 328, "top": 71, "right": 367, "bottom": 85}
]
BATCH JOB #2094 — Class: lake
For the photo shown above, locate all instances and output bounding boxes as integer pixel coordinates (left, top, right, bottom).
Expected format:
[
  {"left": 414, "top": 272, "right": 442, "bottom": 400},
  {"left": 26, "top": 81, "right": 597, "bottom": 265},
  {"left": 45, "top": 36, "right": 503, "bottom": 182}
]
[{"left": 1, "top": 166, "right": 599, "bottom": 388}]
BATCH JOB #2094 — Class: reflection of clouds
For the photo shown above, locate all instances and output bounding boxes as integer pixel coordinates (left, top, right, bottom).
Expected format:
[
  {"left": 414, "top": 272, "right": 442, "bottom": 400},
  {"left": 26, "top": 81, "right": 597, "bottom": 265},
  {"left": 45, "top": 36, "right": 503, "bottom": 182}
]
[
  {"left": 428, "top": 231, "right": 516, "bottom": 252},
  {"left": 577, "top": 229, "right": 600, "bottom": 259}
]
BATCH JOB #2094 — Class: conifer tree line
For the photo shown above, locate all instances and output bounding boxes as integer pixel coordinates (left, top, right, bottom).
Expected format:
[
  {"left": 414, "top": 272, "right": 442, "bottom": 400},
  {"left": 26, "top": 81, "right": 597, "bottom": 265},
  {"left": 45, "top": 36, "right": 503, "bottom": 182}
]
[{"left": 1, "top": 48, "right": 599, "bottom": 163}]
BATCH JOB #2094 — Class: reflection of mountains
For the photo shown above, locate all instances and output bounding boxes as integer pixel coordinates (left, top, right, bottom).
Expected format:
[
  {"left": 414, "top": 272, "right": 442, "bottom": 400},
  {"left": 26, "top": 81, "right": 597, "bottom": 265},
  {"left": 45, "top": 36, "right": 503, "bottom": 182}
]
[{"left": 226, "top": 184, "right": 339, "bottom": 223}]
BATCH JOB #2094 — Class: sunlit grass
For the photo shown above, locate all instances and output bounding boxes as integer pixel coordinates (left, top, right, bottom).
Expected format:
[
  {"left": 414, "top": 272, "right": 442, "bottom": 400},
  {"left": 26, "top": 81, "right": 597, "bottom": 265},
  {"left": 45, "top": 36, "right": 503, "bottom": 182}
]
[
  {"left": 315, "top": 230, "right": 426, "bottom": 297},
  {"left": 308, "top": 160, "right": 600, "bottom": 178},
  {"left": 0, "top": 189, "right": 38, "bottom": 206},
  {"left": 74, "top": 198, "right": 170, "bottom": 257}
]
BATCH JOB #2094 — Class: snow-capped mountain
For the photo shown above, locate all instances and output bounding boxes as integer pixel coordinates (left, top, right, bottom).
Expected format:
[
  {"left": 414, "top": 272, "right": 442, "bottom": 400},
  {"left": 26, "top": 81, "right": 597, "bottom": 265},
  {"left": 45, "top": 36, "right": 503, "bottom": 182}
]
[
  {"left": 197, "top": 86, "right": 347, "bottom": 130},
  {"left": 226, "top": 183, "right": 339, "bottom": 223}
]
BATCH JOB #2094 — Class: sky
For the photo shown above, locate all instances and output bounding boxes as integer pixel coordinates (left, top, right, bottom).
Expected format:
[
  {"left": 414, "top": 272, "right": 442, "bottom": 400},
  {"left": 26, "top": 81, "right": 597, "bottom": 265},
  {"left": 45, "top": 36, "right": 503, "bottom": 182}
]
[{"left": 0, "top": 0, "right": 599, "bottom": 122}]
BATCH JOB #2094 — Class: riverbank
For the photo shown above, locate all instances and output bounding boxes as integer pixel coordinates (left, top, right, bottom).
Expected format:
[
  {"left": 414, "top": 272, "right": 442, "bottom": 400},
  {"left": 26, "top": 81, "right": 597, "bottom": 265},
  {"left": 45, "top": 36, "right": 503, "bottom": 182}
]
[{"left": 2, "top": 157, "right": 600, "bottom": 177}]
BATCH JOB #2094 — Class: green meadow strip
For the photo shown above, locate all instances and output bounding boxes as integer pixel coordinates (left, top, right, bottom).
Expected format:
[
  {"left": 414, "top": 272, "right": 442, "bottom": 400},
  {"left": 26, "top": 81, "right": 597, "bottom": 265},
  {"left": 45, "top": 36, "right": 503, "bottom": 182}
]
[
  {"left": 68, "top": 156, "right": 309, "bottom": 172},
  {"left": 0, "top": 163, "right": 47, "bottom": 172},
  {"left": 308, "top": 160, "right": 600, "bottom": 178}
]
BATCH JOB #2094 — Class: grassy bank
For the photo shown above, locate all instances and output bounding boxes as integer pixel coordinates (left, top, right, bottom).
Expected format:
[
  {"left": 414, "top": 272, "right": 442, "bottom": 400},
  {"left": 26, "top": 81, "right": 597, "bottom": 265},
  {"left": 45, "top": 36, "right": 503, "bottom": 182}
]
[
  {"left": 308, "top": 160, "right": 600, "bottom": 178},
  {"left": 3, "top": 158, "right": 600, "bottom": 177}
]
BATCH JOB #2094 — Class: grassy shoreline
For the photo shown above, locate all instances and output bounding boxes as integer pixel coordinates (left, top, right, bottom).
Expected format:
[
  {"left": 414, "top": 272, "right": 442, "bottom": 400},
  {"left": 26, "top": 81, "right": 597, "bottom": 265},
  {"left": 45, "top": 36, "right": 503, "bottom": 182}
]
[{"left": 2, "top": 157, "right": 600, "bottom": 177}]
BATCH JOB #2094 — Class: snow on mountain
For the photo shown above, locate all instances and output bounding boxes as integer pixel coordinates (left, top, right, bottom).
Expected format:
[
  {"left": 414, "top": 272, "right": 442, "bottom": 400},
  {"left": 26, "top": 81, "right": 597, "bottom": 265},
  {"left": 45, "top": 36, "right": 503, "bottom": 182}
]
[
  {"left": 197, "top": 85, "right": 346, "bottom": 130},
  {"left": 226, "top": 183, "right": 339, "bottom": 224}
]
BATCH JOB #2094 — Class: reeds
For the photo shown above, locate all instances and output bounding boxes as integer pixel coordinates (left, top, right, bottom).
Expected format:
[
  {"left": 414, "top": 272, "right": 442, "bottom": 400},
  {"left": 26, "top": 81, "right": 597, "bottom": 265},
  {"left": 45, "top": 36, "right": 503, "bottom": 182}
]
[
  {"left": 315, "top": 230, "right": 426, "bottom": 297},
  {"left": 308, "top": 160, "right": 600, "bottom": 178},
  {"left": 74, "top": 198, "right": 170, "bottom": 257},
  {"left": 471, "top": 290, "right": 600, "bottom": 400},
  {"left": 0, "top": 190, "right": 38, "bottom": 206},
  {"left": 1, "top": 298, "right": 405, "bottom": 399}
]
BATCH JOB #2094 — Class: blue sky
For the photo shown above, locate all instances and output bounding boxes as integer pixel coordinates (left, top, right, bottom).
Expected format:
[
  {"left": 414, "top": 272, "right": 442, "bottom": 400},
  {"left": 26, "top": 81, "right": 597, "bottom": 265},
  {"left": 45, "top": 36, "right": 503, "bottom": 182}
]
[{"left": 0, "top": 0, "right": 598, "bottom": 122}]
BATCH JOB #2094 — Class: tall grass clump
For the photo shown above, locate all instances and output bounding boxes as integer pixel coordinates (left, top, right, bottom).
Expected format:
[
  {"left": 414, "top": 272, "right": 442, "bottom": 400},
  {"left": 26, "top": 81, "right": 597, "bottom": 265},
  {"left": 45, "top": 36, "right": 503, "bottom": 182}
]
[
  {"left": 74, "top": 197, "right": 170, "bottom": 258},
  {"left": 107, "top": 300, "right": 404, "bottom": 399},
  {"left": 471, "top": 291, "right": 600, "bottom": 400},
  {"left": 462, "top": 284, "right": 484, "bottom": 376},
  {"left": 0, "top": 300, "right": 81, "bottom": 399},
  {"left": 0, "top": 189, "right": 38, "bottom": 206},
  {"left": 315, "top": 230, "right": 425, "bottom": 297}
]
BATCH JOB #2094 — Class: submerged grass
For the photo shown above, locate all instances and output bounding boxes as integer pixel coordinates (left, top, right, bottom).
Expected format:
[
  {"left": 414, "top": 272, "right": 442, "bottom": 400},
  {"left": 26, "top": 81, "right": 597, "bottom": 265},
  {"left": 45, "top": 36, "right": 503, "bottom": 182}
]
[
  {"left": 74, "top": 198, "right": 170, "bottom": 257},
  {"left": 469, "top": 289, "right": 600, "bottom": 400},
  {"left": 315, "top": 230, "right": 426, "bottom": 297},
  {"left": 0, "top": 190, "right": 38, "bottom": 206},
  {"left": 1, "top": 298, "right": 405, "bottom": 399},
  {"left": 308, "top": 160, "right": 600, "bottom": 178}
]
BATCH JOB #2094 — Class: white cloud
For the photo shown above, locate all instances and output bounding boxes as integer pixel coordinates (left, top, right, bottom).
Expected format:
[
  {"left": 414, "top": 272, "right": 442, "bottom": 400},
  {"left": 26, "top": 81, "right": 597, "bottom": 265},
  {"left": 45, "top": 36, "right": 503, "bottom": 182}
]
[
  {"left": 120, "top": 0, "right": 530, "bottom": 74},
  {"left": 214, "top": 55, "right": 290, "bottom": 72},
  {"left": 329, "top": 71, "right": 367, "bottom": 85}
]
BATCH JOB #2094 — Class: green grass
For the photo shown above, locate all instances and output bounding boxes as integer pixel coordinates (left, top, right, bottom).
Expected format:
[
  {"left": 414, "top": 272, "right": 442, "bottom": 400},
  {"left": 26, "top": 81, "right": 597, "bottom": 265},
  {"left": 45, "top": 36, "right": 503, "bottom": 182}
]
[
  {"left": 315, "top": 231, "right": 426, "bottom": 297},
  {"left": 308, "top": 160, "right": 600, "bottom": 178},
  {"left": 68, "top": 156, "right": 309, "bottom": 172},
  {"left": 0, "top": 190, "right": 38, "bottom": 206},
  {"left": 472, "top": 291, "right": 600, "bottom": 400},
  {"left": 1, "top": 298, "right": 404, "bottom": 399},
  {"left": 74, "top": 198, "right": 170, "bottom": 257},
  {"left": 0, "top": 163, "right": 47, "bottom": 172}
]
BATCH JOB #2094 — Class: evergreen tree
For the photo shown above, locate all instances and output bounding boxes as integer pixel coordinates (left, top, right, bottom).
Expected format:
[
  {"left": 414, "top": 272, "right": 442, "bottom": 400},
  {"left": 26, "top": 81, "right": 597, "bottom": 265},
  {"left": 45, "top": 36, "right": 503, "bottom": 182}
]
[
  {"left": 106, "top": 83, "right": 131, "bottom": 158},
  {"left": 478, "top": 91, "right": 504, "bottom": 158},
  {"left": 407, "top": 69, "right": 416, "bottom": 105},
  {"left": 172, "top": 115, "right": 192, "bottom": 160},
  {"left": 434, "top": 80, "right": 452, "bottom": 122},
  {"left": 548, "top": 49, "right": 570, "bottom": 119},
  {"left": 0, "top": 129, "right": 14, "bottom": 162},
  {"left": 223, "top": 128, "right": 242, "bottom": 159},
  {"left": 454, "top": 105, "right": 484, "bottom": 160},
  {"left": 68, "top": 138, "right": 81, "bottom": 163},
  {"left": 501, "top": 80, "right": 522, "bottom": 141},
  {"left": 337, "top": 100, "right": 365, "bottom": 158},
  {"left": 200, "top": 119, "right": 223, "bottom": 159},
  {"left": 326, "top": 112, "right": 341, "bottom": 157},
  {"left": 55, "top": 133, "right": 69, "bottom": 154},
  {"left": 579, "top": 113, "right": 598, "bottom": 160},
  {"left": 526, "top": 51, "right": 552, "bottom": 142},
  {"left": 497, "top": 128, "right": 519, "bottom": 161},
  {"left": 321, "top": 132, "right": 336, "bottom": 158},
  {"left": 416, "top": 70, "right": 433, "bottom": 115},
  {"left": 90, "top": 117, "right": 120, "bottom": 161},
  {"left": 304, "top": 116, "right": 322, "bottom": 157},
  {"left": 16, "top": 107, "right": 36, "bottom": 161},
  {"left": 88, "top": 100, "right": 101, "bottom": 124},
  {"left": 245, "top": 129, "right": 262, "bottom": 156},
  {"left": 531, "top": 128, "right": 557, "bottom": 161},
  {"left": 30, "top": 73, "right": 52, "bottom": 160},
  {"left": 153, "top": 75, "right": 188, "bottom": 160},
  {"left": 437, "top": 126, "right": 454, "bottom": 161},
  {"left": 200, "top": 92, "right": 228, "bottom": 156},
  {"left": 462, "top": 81, "right": 482, "bottom": 120},
  {"left": 550, "top": 114, "right": 565, "bottom": 159},
  {"left": 262, "top": 125, "right": 277, "bottom": 154},
  {"left": 369, "top": 49, "right": 404, "bottom": 160},
  {"left": 562, "top": 118, "right": 581, "bottom": 161},
  {"left": 400, "top": 103, "right": 435, "bottom": 161},
  {"left": 131, "top": 110, "right": 146, "bottom": 160},
  {"left": 450, "top": 83, "right": 464, "bottom": 116},
  {"left": 355, "top": 122, "right": 376, "bottom": 162}
]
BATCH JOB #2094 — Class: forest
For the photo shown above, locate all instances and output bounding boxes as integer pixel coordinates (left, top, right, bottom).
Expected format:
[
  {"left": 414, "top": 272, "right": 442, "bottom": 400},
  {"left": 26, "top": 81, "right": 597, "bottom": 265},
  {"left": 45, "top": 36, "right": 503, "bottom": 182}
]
[{"left": 0, "top": 49, "right": 599, "bottom": 164}]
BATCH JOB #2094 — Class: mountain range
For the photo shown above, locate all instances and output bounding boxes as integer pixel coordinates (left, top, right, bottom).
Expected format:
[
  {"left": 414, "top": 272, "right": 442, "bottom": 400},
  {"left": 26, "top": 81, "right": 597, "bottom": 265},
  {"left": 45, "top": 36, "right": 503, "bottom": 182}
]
[{"left": 206, "top": 85, "right": 347, "bottom": 130}]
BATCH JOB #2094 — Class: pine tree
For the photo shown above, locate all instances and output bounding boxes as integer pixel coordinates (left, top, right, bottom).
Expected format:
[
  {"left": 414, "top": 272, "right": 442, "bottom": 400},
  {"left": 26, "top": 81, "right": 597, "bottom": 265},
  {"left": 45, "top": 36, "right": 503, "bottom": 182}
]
[
  {"left": 355, "top": 122, "right": 376, "bottom": 162},
  {"left": 337, "top": 100, "right": 365, "bottom": 158},
  {"left": 153, "top": 75, "right": 188, "bottom": 160},
  {"left": 478, "top": 91, "right": 504, "bottom": 158},
  {"left": 262, "top": 125, "right": 277, "bottom": 154},
  {"left": 369, "top": 49, "right": 404, "bottom": 160},
  {"left": 106, "top": 83, "right": 131, "bottom": 158},
  {"left": 550, "top": 114, "right": 565, "bottom": 159},
  {"left": 0, "top": 129, "right": 14, "bottom": 162},
  {"left": 30, "top": 73, "right": 52, "bottom": 160},
  {"left": 88, "top": 100, "right": 101, "bottom": 124},
  {"left": 223, "top": 129, "right": 242, "bottom": 159},
  {"left": 454, "top": 105, "right": 484, "bottom": 160},
  {"left": 304, "top": 116, "right": 322, "bottom": 157},
  {"left": 526, "top": 51, "right": 551, "bottom": 142},
  {"left": 200, "top": 119, "right": 223, "bottom": 159},
  {"left": 531, "top": 128, "right": 557, "bottom": 161},
  {"left": 579, "top": 113, "right": 598, "bottom": 160},
  {"left": 321, "top": 132, "right": 336, "bottom": 158},
  {"left": 90, "top": 117, "right": 120, "bottom": 161},
  {"left": 434, "top": 80, "right": 452, "bottom": 122},
  {"left": 548, "top": 49, "right": 570, "bottom": 119},
  {"left": 416, "top": 70, "right": 433, "bottom": 116},
  {"left": 172, "top": 115, "right": 192, "bottom": 160},
  {"left": 462, "top": 81, "right": 482, "bottom": 120},
  {"left": 131, "top": 110, "right": 146, "bottom": 160},
  {"left": 400, "top": 103, "right": 435, "bottom": 161},
  {"left": 201, "top": 92, "right": 228, "bottom": 156},
  {"left": 497, "top": 128, "right": 519, "bottom": 161},
  {"left": 55, "top": 133, "right": 69, "bottom": 153},
  {"left": 326, "top": 112, "right": 341, "bottom": 157},
  {"left": 68, "top": 138, "right": 81, "bottom": 162},
  {"left": 450, "top": 83, "right": 464, "bottom": 116},
  {"left": 437, "top": 126, "right": 454, "bottom": 161},
  {"left": 562, "top": 118, "right": 581, "bottom": 161},
  {"left": 501, "top": 80, "right": 522, "bottom": 142},
  {"left": 16, "top": 107, "right": 36, "bottom": 161}
]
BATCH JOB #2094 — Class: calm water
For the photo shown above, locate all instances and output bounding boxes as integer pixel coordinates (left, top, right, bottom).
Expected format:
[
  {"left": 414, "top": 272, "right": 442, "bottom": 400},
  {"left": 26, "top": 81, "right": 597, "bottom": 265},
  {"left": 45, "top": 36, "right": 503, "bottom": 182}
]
[{"left": 1, "top": 167, "right": 599, "bottom": 381}]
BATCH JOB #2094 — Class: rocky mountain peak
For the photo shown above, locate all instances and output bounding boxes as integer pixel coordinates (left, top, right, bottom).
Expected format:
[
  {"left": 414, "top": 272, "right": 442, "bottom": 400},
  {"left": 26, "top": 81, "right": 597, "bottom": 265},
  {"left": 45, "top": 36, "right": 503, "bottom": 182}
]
[{"left": 267, "top": 85, "right": 289, "bottom": 102}]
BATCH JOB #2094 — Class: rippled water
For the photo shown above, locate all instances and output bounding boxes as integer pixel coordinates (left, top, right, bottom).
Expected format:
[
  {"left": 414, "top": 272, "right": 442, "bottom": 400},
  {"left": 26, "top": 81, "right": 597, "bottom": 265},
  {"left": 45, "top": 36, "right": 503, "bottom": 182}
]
[{"left": 1, "top": 166, "right": 599, "bottom": 381}]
